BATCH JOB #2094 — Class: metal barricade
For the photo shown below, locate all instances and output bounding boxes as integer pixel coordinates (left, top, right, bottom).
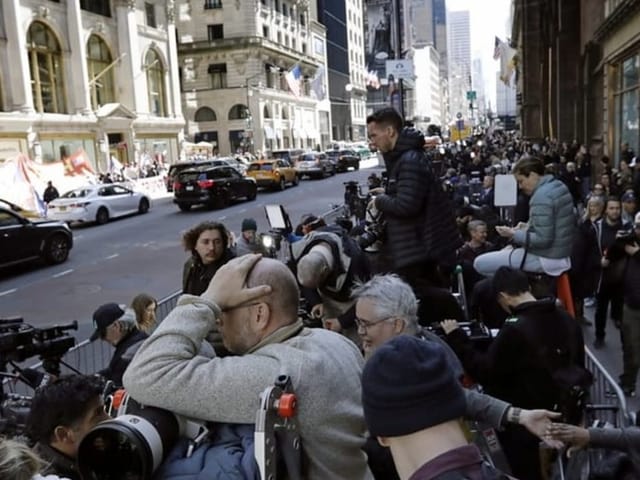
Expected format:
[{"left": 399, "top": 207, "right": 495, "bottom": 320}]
[
  {"left": 1, "top": 290, "right": 182, "bottom": 395},
  {"left": 320, "top": 204, "right": 348, "bottom": 226},
  {"left": 584, "top": 347, "right": 634, "bottom": 427}
]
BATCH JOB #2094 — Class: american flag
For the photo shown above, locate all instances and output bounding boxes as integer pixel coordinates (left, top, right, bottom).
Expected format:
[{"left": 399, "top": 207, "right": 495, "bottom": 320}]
[
  {"left": 493, "top": 36, "right": 502, "bottom": 60},
  {"left": 285, "top": 65, "right": 302, "bottom": 97}
]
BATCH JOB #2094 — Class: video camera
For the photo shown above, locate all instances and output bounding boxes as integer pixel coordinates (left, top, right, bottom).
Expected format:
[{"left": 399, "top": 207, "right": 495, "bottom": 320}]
[{"left": 426, "top": 321, "right": 494, "bottom": 351}]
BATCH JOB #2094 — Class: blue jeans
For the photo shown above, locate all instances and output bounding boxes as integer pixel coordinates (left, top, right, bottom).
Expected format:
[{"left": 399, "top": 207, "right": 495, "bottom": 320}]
[{"left": 473, "top": 247, "right": 544, "bottom": 277}]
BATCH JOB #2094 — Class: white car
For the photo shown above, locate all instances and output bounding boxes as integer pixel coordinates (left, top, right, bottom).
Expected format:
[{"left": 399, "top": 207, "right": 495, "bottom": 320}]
[{"left": 47, "top": 184, "right": 151, "bottom": 225}]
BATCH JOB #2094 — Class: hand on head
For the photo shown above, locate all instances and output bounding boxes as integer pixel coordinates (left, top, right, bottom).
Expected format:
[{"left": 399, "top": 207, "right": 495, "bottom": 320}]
[{"left": 202, "top": 254, "right": 271, "bottom": 311}]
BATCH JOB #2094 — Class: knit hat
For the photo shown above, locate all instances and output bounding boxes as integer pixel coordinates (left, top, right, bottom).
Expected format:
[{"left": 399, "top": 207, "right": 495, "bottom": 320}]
[
  {"left": 241, "top": 218, "right": 258, "bottom": 232},
  {"left": 622, "top": 191, "right": 637, "bottom": 203},
  {"left": 362, "top": 335, "right": 467, "bottom": 437},
  {"left": 296, "top": 244, "right": 334, "bottom": 288}
]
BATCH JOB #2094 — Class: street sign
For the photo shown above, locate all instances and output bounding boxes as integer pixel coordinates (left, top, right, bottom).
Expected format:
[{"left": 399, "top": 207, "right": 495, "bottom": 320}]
[
  {"left": 466, "top": 90, "right": 477, "bottom": 101},
  {"left": 385, "top": 59, "right": 414, "bottom": 80}
]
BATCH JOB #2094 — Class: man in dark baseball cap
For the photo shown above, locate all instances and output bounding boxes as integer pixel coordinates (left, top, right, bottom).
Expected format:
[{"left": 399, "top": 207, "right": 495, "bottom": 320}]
[{"left": 91, "top": 302, "right": 147, "bottom": 386}]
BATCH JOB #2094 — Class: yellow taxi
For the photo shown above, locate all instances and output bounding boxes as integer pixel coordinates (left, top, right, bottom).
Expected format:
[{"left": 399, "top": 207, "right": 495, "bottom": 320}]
[{"left": 246, "top": 159, "right": 299, "bottom": 190}]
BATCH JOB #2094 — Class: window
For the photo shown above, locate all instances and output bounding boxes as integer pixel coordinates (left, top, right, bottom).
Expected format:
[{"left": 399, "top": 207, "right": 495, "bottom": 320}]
[
  {"left": 613, "top": 54, "right": 640, "bottom": 165},
  {"left": 204, "top": 0, "right": 222, "bottom": 8},
  {"left": 145, "top": 3, "right": 156, "bottom": 28},
  {"left": 207, "top": 63, "right": 227, "bottom": 89},
  {"left": 80, "top": 0, "right": 111, "bottom": 16},
  {"left": 263, "top": 25, "right": 269, "bottom": 38},
  {"left": 275, "top": 0, "right": 280, "bottom": 12},
  {"left": 145, "top": 49, "right": 166, "bottom": 116},
  {"left": 299, "top": 13, "right": 305, "bottom": 26},
  {"left": 228, "top": 104, "right": 249, "bottom": 120},
  {"left": 282, "top": 3, "right": 287, "bottom": 16},
  {"left": 277, "top": 32, "right": 282, "bottom": 44},
  {"left": 195, "top": 107, "right": 217, "bottom": 122},
  {"left": 27, "top": 21, "right": 66, "bottom": 113},
  {"left": 263, "top": 105, "right": 271, "bottom": 118},
  {"left": 207, "top": 24, "right": 223, "bottom": 41},
  {"left": 301, "top": 43, "right": 307, "bottom": 55},
  {"left": 87, "top": 35, "right": 115, "bottom": 110}
]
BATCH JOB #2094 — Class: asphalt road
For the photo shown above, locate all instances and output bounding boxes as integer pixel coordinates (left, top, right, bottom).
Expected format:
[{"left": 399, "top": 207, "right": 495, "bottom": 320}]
[{"left": 0, "top": 163, "right": 382, "bottom": 340}]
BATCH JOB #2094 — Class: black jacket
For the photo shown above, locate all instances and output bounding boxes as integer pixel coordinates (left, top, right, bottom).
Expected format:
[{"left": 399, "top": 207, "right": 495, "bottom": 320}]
[
  {"left": 182, "top": 249, "right": 236, "bottom": 295},
  {"left": 98, "top": 329, "right": 148, "bottom": 387},
  {"left": 377, "top": 128, "right": 460, "bottom": 269},
  {"left": 35, "top": 442, "right": 80, "bottom": 480},
  {"left": 445, "top": 298, "right": 586, "bottom": 411},
  {"left": 624, "top": 247, "right": 640, "bottom": 309}
]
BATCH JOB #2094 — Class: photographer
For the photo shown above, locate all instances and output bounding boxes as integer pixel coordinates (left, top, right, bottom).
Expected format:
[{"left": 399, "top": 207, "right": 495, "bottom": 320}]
[
  {"left": 608, "top": 211, "right": 640, "bottom": 396},
  {"left": 26, "top": 375, "right": 109, "bottom": 480},
  {"left": 366, "top": 107, "right": 461, "bottom": 288},
  {"left": 440, "top": 266, "right": 588, "bottom": 480},
  {"left": 123, "top": 255, "right": 372, "bottom": 479}
]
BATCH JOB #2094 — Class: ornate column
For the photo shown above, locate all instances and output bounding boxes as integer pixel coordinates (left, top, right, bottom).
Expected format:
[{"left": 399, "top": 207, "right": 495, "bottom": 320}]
[{"left": 3, "top": 0, "right": 34, "bottom": 112}]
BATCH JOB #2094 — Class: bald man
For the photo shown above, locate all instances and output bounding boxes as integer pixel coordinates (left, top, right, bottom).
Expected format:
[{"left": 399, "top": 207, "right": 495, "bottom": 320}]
[{"left": 124, "top": 255, "right": 372, "bottom": 479}]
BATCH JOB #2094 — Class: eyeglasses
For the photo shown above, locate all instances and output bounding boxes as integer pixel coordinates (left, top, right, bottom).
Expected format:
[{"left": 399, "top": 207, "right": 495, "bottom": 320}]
[
  {"left": 221, "top": 302, "right": 261, "bottom": 314},
  {"left": 354, "top": 316, "right": 394, "bottom": 331}
]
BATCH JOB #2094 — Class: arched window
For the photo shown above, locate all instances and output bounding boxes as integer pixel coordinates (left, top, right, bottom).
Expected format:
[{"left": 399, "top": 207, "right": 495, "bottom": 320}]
[
  {"left": 281, "top": 106, "right": 289, "bottom": 120},
  {"left": 87, "top": 35, "right": 115, "bottom": 110},
  {"left": 195, "top": 107, "right": 217, "bottom": 122},
  {"left": 263, "top": 105, "right": 271, "bottom": 118},
  {"left": 145, "top": 49, "right": 166, "bottom": 117},
  {"left": 228, "top": 104, "right": 248, "bottom": 120},
  {"left": 27, "top": 22, "right": 66, "bottom": 113}
]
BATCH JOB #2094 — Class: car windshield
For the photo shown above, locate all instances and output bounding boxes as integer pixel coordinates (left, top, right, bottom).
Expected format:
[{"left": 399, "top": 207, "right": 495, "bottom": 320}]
[
  {"left": 300, "top": 154, "right": 317, "bottom": 162},
  {"left": 340, "top": 150, "right": 355, "bottom": 156},
  {"left": 248, "top": 164, "right": 273, "bottom": 171},
  {"left": 327, "top": 151, "right": 340, "bottom": 158},
  {"left": 178, "top": 171, "right": 200, "bottom": 182},
  {"left": 61, "top": 189, "right": 92, "bottom": 198}
]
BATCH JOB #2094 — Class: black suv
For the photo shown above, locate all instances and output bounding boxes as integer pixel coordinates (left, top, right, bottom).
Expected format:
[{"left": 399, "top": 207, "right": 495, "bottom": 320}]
[
  {"left": 166, "top": 160, "right": 218, "bottom": 192},
  {"left": 0, "top": 206, "right": 73, "bottom": 268},
  {"left": 173, "top": 166, "right": 257, "bottom": 211},
  {"left": 332, "top": 149, "right": 360, "bottom": 173}
]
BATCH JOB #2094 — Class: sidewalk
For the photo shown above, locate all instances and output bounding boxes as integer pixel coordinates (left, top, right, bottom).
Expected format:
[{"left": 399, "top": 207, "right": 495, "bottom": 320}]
[{"left": 582, "top": 304, "right": 640, "bottom": 413}]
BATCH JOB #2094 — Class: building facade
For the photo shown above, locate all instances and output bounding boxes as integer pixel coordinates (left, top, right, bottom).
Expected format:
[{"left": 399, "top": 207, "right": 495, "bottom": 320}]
[
  {"left": 447, "top": 9, "right": 471, "bottom": 123},
  {"left": 178, "top": 0, "right": 325, "bottom": 156},
  {"left": 496, "top": 71, "right": 516, "bottom": 129},
  {"left": 413, "top": 45, "right": 441, "bottom": 126},
  {"left": 0, "top": 0, "right": 184, "bottom": 171},
  {"left": 346, "top": 0, "right": 367, "bottom": 140},
  {"left": 512, "top": 0, "right": 640, "bottom": 164}
]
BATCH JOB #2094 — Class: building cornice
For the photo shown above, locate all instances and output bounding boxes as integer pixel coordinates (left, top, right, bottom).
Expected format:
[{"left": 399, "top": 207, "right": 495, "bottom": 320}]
[{"left": 594, "top": 0, "right": 640, "bottom": 42}]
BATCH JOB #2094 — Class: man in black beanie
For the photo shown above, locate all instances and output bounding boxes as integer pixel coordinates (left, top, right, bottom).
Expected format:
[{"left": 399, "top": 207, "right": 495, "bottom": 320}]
[{"left": 362, "top": 335, "right": 511, "bottom": 479}]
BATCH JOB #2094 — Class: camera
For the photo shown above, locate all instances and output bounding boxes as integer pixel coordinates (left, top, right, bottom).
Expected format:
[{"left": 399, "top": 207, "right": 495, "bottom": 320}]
[
  {"left": 78, "top": 392, "right": 208, "bottom": 480},
  {"left": 357, "top": 197, "right": 386, "bottom": 251}
]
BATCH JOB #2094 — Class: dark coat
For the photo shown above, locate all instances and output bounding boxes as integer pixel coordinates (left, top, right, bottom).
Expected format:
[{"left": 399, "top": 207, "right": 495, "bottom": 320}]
[
  {"left": 182, "top": 249, "right": 236, "bottom": 295},
  {"left": 377, "top": 128, "right": 461, "bottom": 269},
  {"left": 98, "top": 329, "right": 148, "bottom": 387},
  {"left": 35, "top": 442, "right": 81, "bottom": 480}
]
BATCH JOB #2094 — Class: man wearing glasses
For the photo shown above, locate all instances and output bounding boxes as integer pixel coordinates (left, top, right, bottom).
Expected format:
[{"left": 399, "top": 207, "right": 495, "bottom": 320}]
[{"left": 124, "top": 254, "right": 373, "bottom": 479}]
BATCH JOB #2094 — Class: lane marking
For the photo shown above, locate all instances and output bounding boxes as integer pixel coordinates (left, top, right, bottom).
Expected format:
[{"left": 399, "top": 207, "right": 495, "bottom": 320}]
[
  {"left": 52, "top": 269, "right": 73, "bottom": 278},
  {"left": 105, "top": 253, "right": 119, "bottom": 260},
  {"left": 0, "top": 288, "right": 17, "bottom": 297}
]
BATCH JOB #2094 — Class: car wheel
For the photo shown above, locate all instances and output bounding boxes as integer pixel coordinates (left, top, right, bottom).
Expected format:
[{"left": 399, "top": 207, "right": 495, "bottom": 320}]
[
  {"left": 178, "top": 204, "right": 191, "bottom": 212},
  {"left": 247, "top": 187, "right": 257, "bottom": 201},
  {"left": 44, "top": 234, "right": 70, "bottom": 264},
  {"left": 279, "top": 177, "right": 286, "bottom": 191},
  {"left": 216, "top": 192, "right": 230, "bottom": 209},
  {"left": 96, "top": 207, "right": 109, "bottom": 225},
  {"left": 292, "top": 175, "right": 299, "bottom": 186},
  {"left": 138, "top": 198, "right": 150, "bottom": 214}
]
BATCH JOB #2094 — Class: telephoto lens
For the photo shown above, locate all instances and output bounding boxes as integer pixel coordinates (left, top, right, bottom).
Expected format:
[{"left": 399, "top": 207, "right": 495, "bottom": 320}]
[{"left": 78, "top": 395, "right": 205, "bottom": 480}]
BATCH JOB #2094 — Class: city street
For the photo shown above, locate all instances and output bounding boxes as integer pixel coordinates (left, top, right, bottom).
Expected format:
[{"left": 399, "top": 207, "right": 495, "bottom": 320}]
[{"left": 0, "top": 165, "right": 381, "bottom": 340}]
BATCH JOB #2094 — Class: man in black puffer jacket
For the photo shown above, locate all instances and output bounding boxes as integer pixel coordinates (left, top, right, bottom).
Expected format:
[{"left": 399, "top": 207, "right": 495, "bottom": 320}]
[{"left": 367, "top": 107, "right": 462, "bottom": 290}]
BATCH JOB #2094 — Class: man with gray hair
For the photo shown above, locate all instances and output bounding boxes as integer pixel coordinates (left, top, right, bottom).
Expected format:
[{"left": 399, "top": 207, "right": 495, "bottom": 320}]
[
  {"left": 90, "top": 302, "right": 148, "bottom": 386},
  {"left": 352, "top": 274, "right": 560, "bottom": 479}
]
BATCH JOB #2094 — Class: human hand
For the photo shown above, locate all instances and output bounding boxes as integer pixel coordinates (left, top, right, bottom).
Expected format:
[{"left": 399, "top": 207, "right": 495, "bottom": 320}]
[
  {"left": 517, "top": 409, "right": 563, "bottom": 448},
  {"left": 311, "top": 303, "right": 324, "bottom": 319},
  {"left": 369, "top": 187, "right": 385, "bottom": 195},
  {"left": 545, "top": 422, "right": 590, "bottom": 454},
  {"left": 440, "top": 319, "right": 460, "bottom": 335},
  {"left": 201, "top": 254, "right": 271, "bottom": 311},
  {"left": 495, "top": 226, "right": 515, "bottom": 238},
  {"left": 323, "top": 318, "right": 343, "bottom": 332},
  {"left": 601, "top": 257, "right": 610, "bottom": 268},
  {"left": 625, "top": 243, "right": 640, "bottom": 256},
  {"left": 515, "top": 222, "right": 529, "bottom": 230}
]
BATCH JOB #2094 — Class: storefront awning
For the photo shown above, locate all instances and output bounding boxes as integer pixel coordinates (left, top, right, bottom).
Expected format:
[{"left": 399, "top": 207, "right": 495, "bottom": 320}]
[{"left": 264, "top": 126, "right": 275, "bottom": 140}]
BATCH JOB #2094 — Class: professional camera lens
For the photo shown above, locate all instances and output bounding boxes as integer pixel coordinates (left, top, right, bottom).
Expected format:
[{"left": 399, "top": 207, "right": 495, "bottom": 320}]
[{"left": 78, "top": 407, "right": 180, "bottom": 480}]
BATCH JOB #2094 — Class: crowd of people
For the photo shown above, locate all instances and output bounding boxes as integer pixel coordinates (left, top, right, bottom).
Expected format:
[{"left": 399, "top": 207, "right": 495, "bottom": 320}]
[{"left": 4, "top": 107, "right": 640, "bottom": 480}]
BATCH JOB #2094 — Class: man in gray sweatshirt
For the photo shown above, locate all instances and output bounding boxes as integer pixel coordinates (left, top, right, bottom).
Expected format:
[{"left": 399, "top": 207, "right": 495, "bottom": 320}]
[{"left": 123, "top": 254, "right": 372, "bottom": 479}]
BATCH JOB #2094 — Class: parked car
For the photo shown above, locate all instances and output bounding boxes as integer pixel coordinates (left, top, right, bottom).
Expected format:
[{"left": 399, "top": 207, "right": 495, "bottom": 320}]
[
  {"left": 173, "top": 166, "right": 257, "bottom": 211},
  {"left": 166, "top": 160, "right": 217, "bottom": 191},
  {"left": 47, "top": 184, "right": 151, "bottom": 225},
  {"left": 0, "top": 198, "right": 42, "bottom": 219},
  {"left": 246, "top": 160, "right": 299, "bottom": 190},
  {"left": 271, "top": 149, "right": 306, "bottom": 166},
  {"left": 296, "top": 152, "right": 335, "bottom": 179},
  {"left": 0, "top": 206, "right": 73, "bottom": 268},
  {"left": 333, "top": 149, "right": 361, "bottom": 172}
]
